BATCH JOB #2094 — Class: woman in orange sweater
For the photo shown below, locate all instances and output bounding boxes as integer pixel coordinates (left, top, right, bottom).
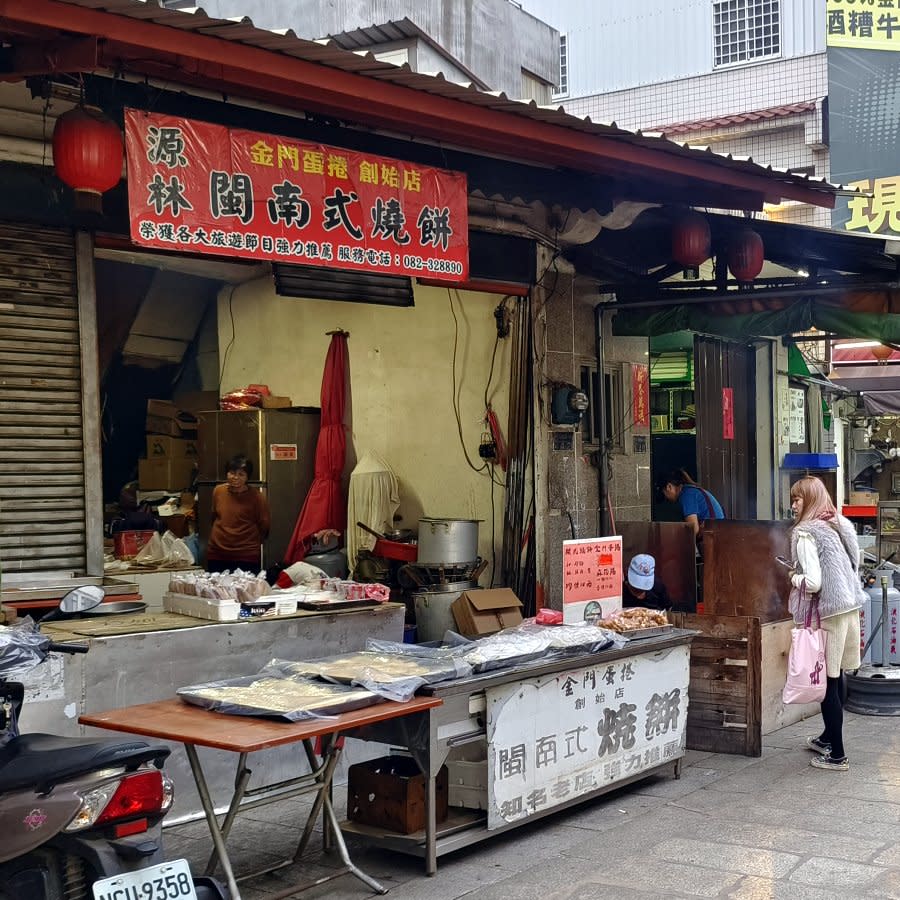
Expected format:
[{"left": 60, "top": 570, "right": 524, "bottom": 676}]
[{"left": 206, "top": 454, "right": 271, "bottom": 573}]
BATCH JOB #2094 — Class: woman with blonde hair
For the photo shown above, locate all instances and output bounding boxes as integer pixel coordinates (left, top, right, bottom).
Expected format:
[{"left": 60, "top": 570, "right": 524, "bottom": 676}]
[{"left": 789, "top": 476, "right": 865, "bottom": 771}]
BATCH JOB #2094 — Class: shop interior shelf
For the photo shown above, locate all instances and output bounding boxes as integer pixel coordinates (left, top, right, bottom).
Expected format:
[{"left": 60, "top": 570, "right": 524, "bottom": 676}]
[{"left": 843, "top": 506, "right": 878, "bottom": 517}]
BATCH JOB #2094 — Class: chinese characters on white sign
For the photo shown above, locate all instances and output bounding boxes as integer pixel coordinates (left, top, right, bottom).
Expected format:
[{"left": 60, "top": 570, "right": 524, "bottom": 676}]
[{"left": 486, "top": 644, "right": 689, "bottom": 829}]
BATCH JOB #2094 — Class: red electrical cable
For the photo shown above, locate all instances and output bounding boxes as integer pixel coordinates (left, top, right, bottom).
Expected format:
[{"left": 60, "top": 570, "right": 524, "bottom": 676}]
[{"left": 486, "top": 406, "right": 508, "bottom": 471}]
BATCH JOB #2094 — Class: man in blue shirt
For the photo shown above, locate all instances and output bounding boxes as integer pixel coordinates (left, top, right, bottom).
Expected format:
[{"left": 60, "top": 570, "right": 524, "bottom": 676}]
[{"left": 660, "top": 470, "right": 725, "bottom": 538}]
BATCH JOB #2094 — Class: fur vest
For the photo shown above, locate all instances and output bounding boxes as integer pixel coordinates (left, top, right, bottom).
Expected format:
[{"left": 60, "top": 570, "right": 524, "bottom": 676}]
[{"left": 789, "top": 516, "right": 866, "bottom": 622}]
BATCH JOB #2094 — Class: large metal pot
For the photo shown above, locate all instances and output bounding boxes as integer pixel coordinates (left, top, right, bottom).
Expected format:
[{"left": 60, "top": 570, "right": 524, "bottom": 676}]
[
  {"left": 414, "top": 582, "right": 479, "bottom": 642},
  {"left": 416, "top": 518, "right": 480, "bottom": 565}
]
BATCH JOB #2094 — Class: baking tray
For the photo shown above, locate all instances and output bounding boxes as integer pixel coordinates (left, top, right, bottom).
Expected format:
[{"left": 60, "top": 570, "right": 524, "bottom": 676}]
[
  {"left": 619, "top": 624, "right": 675, "bottom": 640},
  {"left": 295, "top": 597, "right": 379, "bottom": 611},
  {"left": 177, "top": 674, "right": 379, "bottom": 720}
]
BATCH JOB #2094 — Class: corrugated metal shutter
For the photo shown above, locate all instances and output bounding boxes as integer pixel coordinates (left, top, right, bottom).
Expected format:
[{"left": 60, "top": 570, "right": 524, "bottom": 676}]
[
  {"left": 695, "top": 336, "right": 756, "bottom": 521},
  {"left": 0, "top": 222, "right": 86, "bottom": 574}
]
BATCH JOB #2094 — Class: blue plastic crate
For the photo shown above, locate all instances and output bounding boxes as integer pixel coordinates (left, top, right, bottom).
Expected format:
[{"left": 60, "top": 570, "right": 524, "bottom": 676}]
[{"left": 782, "top": 452, "right": 838, "bottom": 470}]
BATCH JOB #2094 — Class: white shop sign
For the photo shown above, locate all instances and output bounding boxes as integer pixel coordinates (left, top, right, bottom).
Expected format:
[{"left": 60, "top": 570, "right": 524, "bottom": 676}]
[{"left": 486, "top": 644, "right": 689, "bottom": 830}]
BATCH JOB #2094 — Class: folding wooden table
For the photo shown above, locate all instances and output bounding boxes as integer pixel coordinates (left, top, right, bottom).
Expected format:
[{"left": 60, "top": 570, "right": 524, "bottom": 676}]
[{"left": 81, "top": 695, "right": 443, "bottom": 900}]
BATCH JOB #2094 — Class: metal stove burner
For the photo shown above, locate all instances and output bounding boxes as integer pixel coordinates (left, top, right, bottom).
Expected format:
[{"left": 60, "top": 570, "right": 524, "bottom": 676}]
[{"left": 398, "top": 559, "right": 482, "bottom": 589}]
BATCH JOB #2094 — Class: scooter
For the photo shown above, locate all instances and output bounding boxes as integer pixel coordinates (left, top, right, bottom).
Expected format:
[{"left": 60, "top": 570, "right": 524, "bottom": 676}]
[{"left": 0, "top": 585, "right": 228, "bottom": 900}]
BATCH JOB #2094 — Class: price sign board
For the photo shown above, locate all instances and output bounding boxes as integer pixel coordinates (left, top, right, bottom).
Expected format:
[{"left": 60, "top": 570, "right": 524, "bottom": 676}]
[{"left": 562, "top": 536, "right": 623, "bottom": 624}]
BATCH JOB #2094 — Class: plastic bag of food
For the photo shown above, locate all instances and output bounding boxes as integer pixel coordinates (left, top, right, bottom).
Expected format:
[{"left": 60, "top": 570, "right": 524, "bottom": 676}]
[
  {"left": 0, "top": 618, "right": 50, "bottom": 678},
  {"left": 134, "top": 532, "right": 166, "bottom": 566},
  {"left": 219, "top": 387, "right": 263, "bottom": 410}
]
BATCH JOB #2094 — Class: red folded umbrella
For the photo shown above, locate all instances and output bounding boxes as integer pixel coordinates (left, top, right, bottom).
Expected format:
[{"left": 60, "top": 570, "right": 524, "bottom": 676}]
[{"left": 284, "top": 332, "right": 348, "bottom": 564}]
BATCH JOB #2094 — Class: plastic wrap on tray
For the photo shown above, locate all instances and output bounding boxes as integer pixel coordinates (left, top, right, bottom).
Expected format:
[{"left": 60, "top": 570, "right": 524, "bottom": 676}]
[
  {"left": 177, "top": 672, "right": 378, "bottom": 721},
  {"left": 367, "top": 622, "right": 624, "bottom": 675},
  {"left": 264, "top": 652, "right": 471, "bottom": 702},
  {"left": 462, "top": 623, "right": 623, "bottom": 672}
]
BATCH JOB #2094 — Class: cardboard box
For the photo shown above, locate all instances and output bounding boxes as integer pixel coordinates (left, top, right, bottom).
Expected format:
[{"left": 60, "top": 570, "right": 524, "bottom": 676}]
[
  {"left": 159, "top": 513, "right": 189, "bottom": 538},
  {"left": 175, "top": 390, "right": 219, "bottom": 414},
  {"left": 146, "top": 398, "right": 178, "bottom": 419},
  {"left": 451, "top": 588, "right": 523, "bottom": 637},
  {"left": 347, "top": 756, "right": 448, "bottom": 834},
  {"left": 260, "top": 395, "right": 292, "bottom": 409},
  {"left": 849, "top": 490, "right": 878, "bottom": 507},
  {"left": 146, "top": 435, "right": 197, "bottom": 458},
  {"left": 138, "top": 458, "right": 196, "bottom": 491},
  {"left": 146, "top": 416, "right": 198, "bottom": 439},
  {"left": 145, "top": 399, "right": 198, "bottom": 438}
]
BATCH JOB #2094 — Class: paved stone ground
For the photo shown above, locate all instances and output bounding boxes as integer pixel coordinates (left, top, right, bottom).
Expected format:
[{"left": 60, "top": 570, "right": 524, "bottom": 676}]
[{"left": 166, "top": 710, "right": 900, "bottom": 899}]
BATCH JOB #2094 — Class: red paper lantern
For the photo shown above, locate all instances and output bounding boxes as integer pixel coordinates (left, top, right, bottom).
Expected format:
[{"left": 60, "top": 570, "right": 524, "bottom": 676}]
[
  {"left": 728, "top": 228, "right": 764, "bottom": 284},
  {"left": 52, "top": 106, "right": 123, "bottom": 200},
  {"left": 672, "top": 212, "right": 711, "bottom": 270}
]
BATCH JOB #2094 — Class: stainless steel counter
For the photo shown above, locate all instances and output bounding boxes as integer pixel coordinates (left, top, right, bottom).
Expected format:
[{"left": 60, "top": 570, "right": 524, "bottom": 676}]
[{"left": 342, "top": 629, "right": 696, "bottom": 875}]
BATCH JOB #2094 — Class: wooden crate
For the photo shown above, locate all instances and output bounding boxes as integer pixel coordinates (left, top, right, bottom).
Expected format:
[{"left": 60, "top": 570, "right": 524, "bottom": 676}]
[{"left": 671, "top": 613, "right": 818, "bottom": 757}]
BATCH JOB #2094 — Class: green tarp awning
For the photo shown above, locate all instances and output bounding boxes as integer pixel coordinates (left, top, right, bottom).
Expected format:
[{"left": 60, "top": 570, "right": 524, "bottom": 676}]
[{"left": 612, "top": 297, "right": 900, "bottom": 342}]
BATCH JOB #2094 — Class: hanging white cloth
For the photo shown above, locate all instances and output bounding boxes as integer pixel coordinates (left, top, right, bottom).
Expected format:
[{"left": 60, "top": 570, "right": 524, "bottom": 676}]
[{"left": 346, "top": 451, "right": 400, "bottom": 572}]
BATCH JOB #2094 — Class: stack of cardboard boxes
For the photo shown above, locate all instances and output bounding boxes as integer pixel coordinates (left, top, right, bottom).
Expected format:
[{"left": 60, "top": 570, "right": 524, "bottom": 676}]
[{"left": 138, "top": 399, "right": 199, "bottom": 492}]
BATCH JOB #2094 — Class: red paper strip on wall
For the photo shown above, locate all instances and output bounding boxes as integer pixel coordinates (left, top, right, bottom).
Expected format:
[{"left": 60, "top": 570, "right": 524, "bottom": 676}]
[
  {"left": 722, "top": 387, "right": 734, "bottom": 440},
  {"left": 124, "top": 109, "right": 469, "bottom": 282},
  {"left": 632, "top": 363, "right": 650, "bottom": 427}
]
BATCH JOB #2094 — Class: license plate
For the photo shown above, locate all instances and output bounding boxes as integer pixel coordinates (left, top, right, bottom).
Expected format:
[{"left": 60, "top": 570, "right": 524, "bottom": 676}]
[{"left": 92, "top": 859, "right": 198, "bottom": 900}]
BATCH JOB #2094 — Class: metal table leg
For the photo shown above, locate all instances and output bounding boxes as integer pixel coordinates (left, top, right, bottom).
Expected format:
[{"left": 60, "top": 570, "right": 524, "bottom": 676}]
[
  {"left": 321, "top": 777, "right": 387, "bottom": 894},
  {"left": 295, "top": 736, "right": 387, "bottom": 894},
  {"left": 184, "top": 743, "right": 242, "bottom": 900},
  {"left": 204, "top": 751, "right": 252, "bottom": 876},
  {"left": 425, "top": 773, "right": 437, "bottom": 877}
]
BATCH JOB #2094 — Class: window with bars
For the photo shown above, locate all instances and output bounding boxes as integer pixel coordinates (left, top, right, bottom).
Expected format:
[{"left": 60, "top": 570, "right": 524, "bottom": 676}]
[
  {"left": 713, "top": 0, "right": 780, "bottom": 68},
  {"left": 554, "top": 33, "right": 568, "bottom": 97},
  {"left": 580, "top": 363, "right": 624, "bottom": 452}
]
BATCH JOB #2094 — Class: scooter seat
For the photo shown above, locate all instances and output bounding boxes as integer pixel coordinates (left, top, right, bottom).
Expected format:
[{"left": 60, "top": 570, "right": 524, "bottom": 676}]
[{"left": 0, "top": 733, "right": 170, "bottom": 793}]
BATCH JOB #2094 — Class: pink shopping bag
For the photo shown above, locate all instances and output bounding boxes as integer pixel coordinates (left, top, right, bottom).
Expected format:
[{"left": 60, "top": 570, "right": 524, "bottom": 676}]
[{"left": 783, "top": 602, "right": 827, "bottom": 705}]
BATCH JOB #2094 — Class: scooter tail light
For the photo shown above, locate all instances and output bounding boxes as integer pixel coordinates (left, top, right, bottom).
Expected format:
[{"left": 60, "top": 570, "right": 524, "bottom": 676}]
[{"left": 64, "top": 770, "right": 168, "bottom": 832}]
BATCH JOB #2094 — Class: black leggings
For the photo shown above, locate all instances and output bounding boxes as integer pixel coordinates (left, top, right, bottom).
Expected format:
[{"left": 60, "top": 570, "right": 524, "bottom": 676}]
[{"left": 819, "top": 673, "right": 845, "bottom": 759}]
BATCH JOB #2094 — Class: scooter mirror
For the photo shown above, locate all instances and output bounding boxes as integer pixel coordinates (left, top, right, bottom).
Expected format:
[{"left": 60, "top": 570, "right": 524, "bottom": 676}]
[{"left": 59, "top": 585, "right": 105, "bottom": 614}]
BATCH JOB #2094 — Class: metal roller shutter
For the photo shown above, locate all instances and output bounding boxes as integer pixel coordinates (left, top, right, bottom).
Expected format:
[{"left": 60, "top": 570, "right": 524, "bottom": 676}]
[{"left": 0, "top": 222, "right": 86, "bottom": 574}]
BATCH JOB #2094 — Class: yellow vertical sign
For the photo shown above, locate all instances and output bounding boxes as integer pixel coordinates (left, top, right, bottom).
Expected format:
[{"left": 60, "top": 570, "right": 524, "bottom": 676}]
[{"left": 826, "top": 0, "right": 900, "bottom": 51}]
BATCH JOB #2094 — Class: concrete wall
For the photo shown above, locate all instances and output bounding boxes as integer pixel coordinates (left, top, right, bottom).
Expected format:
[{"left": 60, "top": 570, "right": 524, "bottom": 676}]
[
  {"left": 534, "top": 268, "right": 651, "bottom": 609},
  {"left": 190, "top": 0, "right": 558, "bottom": 100},
  {"left": 217, "top": 278, "right": 510, "bottom": 582}
]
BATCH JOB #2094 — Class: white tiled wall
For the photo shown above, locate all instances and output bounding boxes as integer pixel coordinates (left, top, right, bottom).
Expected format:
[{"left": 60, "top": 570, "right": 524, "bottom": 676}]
[{"left": 565, "top": 53, "right": 827, "bottom": 133}]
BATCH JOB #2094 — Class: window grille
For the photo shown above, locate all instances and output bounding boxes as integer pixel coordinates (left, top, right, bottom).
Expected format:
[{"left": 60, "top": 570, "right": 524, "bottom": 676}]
[
  {"left": 554, "top": 33, "right": 568, "bottom": 97},
  {"left": 714, "top": 0, "right": 780, "bottom": 67},
  {"left": 580, "top": 362, "right": 624, "bottom": 452}
]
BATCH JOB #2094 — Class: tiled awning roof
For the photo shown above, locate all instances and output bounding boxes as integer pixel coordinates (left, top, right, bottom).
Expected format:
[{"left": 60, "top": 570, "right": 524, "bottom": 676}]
[{"left": 653, "top": 102, "right": 819, "bottom": 137}]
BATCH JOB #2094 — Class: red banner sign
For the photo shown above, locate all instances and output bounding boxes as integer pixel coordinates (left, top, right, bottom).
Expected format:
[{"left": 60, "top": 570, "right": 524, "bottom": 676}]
[
  {"left": 124, "top": 109, "right": 469, "bottom": 281},
  {"left": 722, "top": 387, "right": 734, "bottom": 440},
  {"left": 632, "top": 364, "right": 650, "bottom": 427}
]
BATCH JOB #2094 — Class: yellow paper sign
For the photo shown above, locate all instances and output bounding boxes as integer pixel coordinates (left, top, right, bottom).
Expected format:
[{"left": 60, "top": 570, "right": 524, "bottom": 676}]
[{"left": 827, "top": 0, "right": 900, "bottom": 52}]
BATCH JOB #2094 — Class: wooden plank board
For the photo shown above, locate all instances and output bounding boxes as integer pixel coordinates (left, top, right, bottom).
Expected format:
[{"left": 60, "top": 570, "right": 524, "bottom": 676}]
[
  {"left": 701, "top": 521, "right": 791, "bottom": 622},
  {"left": 760, "top": 618, "right": 819, "bottom": 735},
  {"left": 672, "top": 611, "right": 762, "bottom": 757}
]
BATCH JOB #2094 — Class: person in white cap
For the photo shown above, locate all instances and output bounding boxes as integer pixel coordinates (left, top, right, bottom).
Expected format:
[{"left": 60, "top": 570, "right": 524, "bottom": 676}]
[{"left": 623, "top": 554, "right": 670, "bottom": 610}]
